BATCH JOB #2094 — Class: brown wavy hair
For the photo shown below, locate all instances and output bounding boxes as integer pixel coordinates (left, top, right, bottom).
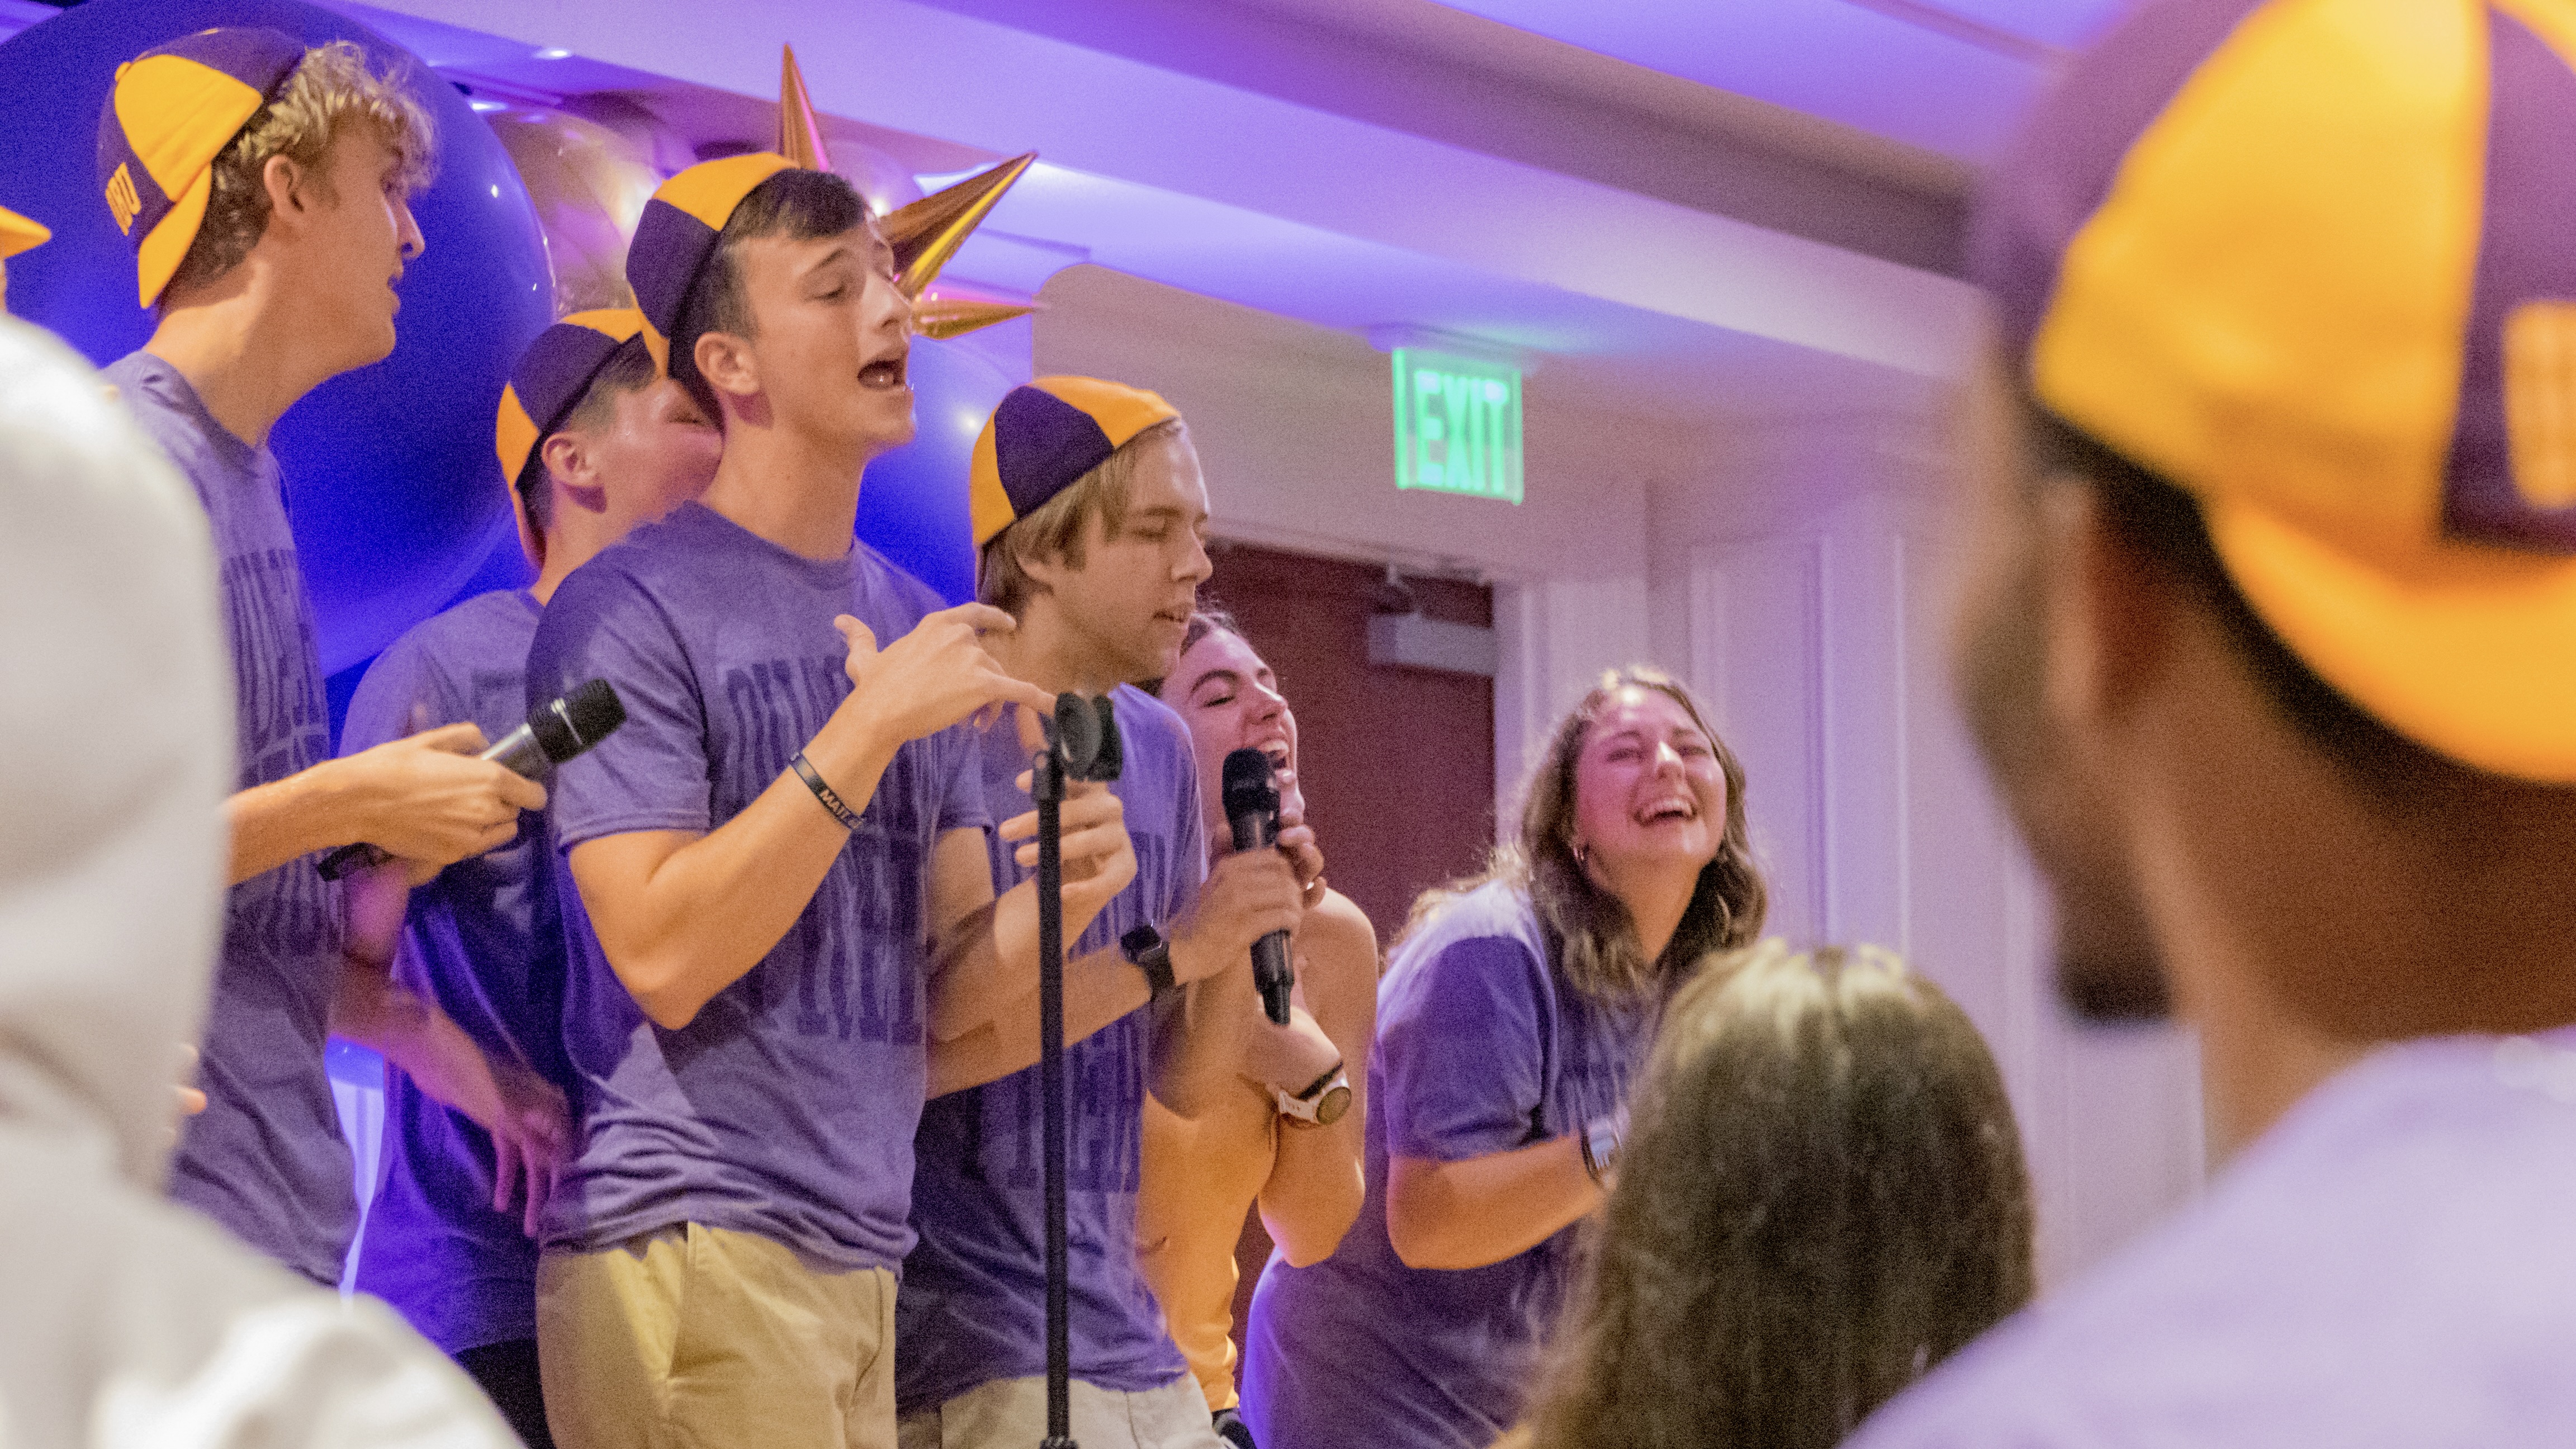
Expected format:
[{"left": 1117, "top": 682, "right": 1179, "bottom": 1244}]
[
  {"left": 1408, "top": 666, "right": 1765, "bottom": 1002},
  {"left": 1517, "top": 941, "right": 2035, "bottom": 1449}
]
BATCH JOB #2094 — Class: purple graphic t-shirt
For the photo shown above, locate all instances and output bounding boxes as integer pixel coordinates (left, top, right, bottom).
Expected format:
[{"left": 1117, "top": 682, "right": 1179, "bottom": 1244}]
[
  {"left": 106, "top": 351, "right": 349, "bottom": 1286},
  {"left": 345, "top": 590, "right": 557, "bottom": 1353},
  {"left": 527, "top": 503, "right": 984, "bottom": 1271},
  {"left": 1242, "top": 880, "right": 1654, "bottom": 1449},
  {"left": 896, "top": 687, "right": 1206, "bottom": 1413},
  {"left": 1847, "top": 1025, "right": 2576, "bottom": 1449}
]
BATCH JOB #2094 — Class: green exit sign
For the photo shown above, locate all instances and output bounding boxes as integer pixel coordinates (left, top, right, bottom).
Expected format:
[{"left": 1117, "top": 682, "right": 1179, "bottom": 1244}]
[{"left": 1393, "top": 348, "right": 1522, "bottom": 503}]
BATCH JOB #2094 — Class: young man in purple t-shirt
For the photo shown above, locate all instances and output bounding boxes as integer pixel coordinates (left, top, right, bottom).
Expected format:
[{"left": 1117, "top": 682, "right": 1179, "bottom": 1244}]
[
  {"left": 1846, "top": 2, "right": 2576, "bottom": 1446},
  {"left": 526, "top": 158, "right": 1135, "bottom": 1449},
  {"left": 96, "top": 29, "right": 544, "bottom": 1286},
  {"left": 895, "top": 377, "right": 1311, "bottom": 1449},
  {"left": 347, "top": 310, "right": 721, "bottom": 1446}
]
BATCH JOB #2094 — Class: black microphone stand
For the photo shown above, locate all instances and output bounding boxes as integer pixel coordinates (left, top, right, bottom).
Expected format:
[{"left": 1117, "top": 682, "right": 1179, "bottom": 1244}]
[{"left": 1029, "top": 694, "right": 1121, "bottom": 1449}]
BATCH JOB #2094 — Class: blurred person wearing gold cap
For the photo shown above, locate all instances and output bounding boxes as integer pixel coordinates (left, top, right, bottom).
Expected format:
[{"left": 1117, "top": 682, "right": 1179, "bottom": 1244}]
[
  {"left": 1849, "top": 0, "right": 2576, "bottom": 1444},
  {"left": 94, "top": 27, "right": 545, "bottom": 1290},
  {"left": 525, "top": 155, "right": 1131, "bottom": 1449},
  {"left": 0, "top": 300, "right": 516, "bottom": 1447},
  {"left": 892, "top": 380, "right": 1314, "bottom": 1449},
  {"left": 0, "top": 203, "right": 51, "bottom": 311},
  {"left": 339, "top": 309, "right": 721, "bottom": 1447}
]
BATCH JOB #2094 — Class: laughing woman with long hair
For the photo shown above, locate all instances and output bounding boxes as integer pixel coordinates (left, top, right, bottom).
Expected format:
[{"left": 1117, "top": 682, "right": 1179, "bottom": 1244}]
[{"left": 1239, "top": 667, "right": 1767, "bottom": 1449}]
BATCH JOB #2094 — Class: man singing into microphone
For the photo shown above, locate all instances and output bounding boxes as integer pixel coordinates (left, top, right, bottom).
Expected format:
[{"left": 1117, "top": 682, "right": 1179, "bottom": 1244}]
[
  {"left": 96, "top": 30, "right": 544, "bottom": 1287},
  {"left": 342, "top": 310, "right": 722, "bottom": 1446},
  {"left": 524, "top": 157, "right": 1133, "bottom": 1449},
  {"left": 895, "top": 379, "right": 1310, "bottom": 1449}
]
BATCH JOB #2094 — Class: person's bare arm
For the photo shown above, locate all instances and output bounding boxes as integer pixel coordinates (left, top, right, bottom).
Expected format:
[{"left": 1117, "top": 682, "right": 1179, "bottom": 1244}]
[
  {"left": 926, "top": 785, "right": 1150, "bottom": 1097},
  {"left": 1146, "top": 847, "right": 1310, "bottom": 1119},
  {"left": 572, "top": 606, "right": 1054, "bottom": 1031},
  {"left": 226, "top": 723, "right": 546, "bottom": 883},
  {"left": 925, "top": 777, "right": 1134, "bottom": 1042},
  {"left": 928, "top": 944, "right": 1161, "bottom": 1098},
  {"left": 326, "top": 864, "right": 569, "bottom": 1235},
  {"left": 1385, "top": 1135, "right": 1602, "bottom": 1271},
  {"left": 1256, "top": 891, "right": 1378, "bottom": 1265}
]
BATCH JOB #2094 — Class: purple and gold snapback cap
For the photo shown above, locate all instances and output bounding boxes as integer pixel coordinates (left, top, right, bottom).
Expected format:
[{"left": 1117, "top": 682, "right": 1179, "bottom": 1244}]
[
  {"left": 625, "top": 151, "right": 795, "bottom": 375},
  {"left": 495, "top": 307, "right": 651, "bottom": 488},
  {"left": 97, "top": 27, "right": 302, "bottom": 308},
  {"left": 969, "top": 376, "right": 1181, "bottom": 549},
  {"left": 1979, "top": 0, "right": 2576, "bottom": 782}
]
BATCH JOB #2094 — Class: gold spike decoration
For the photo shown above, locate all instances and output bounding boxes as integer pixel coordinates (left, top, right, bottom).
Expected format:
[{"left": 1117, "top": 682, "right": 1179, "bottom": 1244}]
[
  {"left": 778, "top": 45, "right": 834, "bottom": 171},
  {"left": 884, "top": 153, "right": 1037, "bottom": 300},
  {"left": 912, "top": 293, "right": 1041, "bottom": 340}
]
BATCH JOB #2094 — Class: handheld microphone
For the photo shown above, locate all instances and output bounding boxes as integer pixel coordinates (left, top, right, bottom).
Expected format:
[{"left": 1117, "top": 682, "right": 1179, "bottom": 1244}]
[
  {"left": 317, "top": 679, "right": 627, "bottom": 882},
  {"left": 1220, "top": 747, "right": 1294, "bottom": 1025}
]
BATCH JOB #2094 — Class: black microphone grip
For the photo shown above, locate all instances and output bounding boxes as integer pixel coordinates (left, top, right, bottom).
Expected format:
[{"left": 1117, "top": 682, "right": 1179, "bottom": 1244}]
[{"left": 1221, "top": 749, "right": 1296, "bottom": 1026}]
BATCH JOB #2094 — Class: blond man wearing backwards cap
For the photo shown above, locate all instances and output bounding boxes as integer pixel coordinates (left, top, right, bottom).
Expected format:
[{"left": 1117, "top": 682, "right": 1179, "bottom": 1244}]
[
  {"left": 1843, "top": 0, "right": 2576, "bottom": 1444},
  {"left": 893, "top": 381, "right": 1312, "bottom": 1449},
  {"left": 523, "top": 155, "right": 1135, "bottom": 1448},
  {"left": 96, "top": 29, "right": 544, "bottom": 1289},
  {"left": 342, "top": 309, "right": 722, "bottom": 1447}
]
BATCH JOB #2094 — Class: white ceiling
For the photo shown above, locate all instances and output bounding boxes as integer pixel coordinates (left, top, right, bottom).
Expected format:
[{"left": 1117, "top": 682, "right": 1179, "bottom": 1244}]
[
  {"left": 9, "top": 0, "right": 2127, "bottom": 422},
  {"left": 1419, "top": 0, "right": 2133, "bottom": 164}
]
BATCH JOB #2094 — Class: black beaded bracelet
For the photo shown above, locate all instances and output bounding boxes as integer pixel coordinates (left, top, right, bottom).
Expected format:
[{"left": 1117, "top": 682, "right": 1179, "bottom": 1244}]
[{"left": 791, "top": 752, "right": 861, "bottom": 830}]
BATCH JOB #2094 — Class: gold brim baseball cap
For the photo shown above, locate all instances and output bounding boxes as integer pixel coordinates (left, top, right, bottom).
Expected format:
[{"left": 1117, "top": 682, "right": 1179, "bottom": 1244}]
[
  {"left": 96, "top": 27, "right": 303, "bottom": 308},
  {"left": 1978, "top": 0, "right": 2576, "bottom": 782},
  {"left": 969, "top": 376, "right": 1181, "bottom": 550}
]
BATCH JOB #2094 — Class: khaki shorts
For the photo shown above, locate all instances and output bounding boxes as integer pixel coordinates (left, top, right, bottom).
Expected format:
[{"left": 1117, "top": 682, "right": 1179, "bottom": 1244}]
[
  {"left": 898, "top": 1372, "right": 1223, "bottom": 1449},
  {"left": 537, "top": 1223, "right": 898, "bottom": 1449}
]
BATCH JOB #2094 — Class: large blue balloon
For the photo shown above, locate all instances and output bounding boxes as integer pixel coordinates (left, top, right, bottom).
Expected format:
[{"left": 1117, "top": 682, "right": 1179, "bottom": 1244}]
[
  {"left": 0, "top": 0, "right": 550, "bottom": 676},
  {"left": 858, "top": 341, "right": 1016, "bottom": 607}
]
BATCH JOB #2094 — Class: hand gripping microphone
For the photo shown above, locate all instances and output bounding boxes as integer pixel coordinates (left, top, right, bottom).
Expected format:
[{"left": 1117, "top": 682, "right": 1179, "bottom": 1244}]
[
  {"left": 317, "top": 679, "right": 627, "bottom": 882},
  {"left": 1220, "top": 747, "right": 1295, "bottom": 1025}
]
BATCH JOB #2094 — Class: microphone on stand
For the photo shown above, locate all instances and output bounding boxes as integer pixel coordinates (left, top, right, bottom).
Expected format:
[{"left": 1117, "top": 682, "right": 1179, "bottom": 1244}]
[
  {"left": 1220, "top": 747, "right": 1295, "bottom": 1026},
  {"left": 316, "top": 679, "right": 627, "bottom": 882}
]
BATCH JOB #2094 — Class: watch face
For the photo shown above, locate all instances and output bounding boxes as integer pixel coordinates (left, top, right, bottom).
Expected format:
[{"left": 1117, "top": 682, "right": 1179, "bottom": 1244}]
[{"left": 1313, "top": 1081, "right": 1352, "bottom": 1126}]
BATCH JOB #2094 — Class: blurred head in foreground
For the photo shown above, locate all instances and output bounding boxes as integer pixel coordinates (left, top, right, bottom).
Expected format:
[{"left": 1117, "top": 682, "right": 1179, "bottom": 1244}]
[
  {"left": 1514, "top": 942, "right": 2033, "bottom": 1449},
  {"left": 1953, "top": 0, "right": 2576, "bottom": 1080}
]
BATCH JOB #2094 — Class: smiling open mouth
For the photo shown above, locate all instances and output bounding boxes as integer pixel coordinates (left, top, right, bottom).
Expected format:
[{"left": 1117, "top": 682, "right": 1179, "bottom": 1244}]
[{"left": 1636, "top": 797, "right": 1698, "bottom": 825}]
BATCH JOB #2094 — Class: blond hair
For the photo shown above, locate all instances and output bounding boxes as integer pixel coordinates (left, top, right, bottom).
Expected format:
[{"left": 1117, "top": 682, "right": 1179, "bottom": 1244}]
[
  {"left": 165, "top": 41, "right": 435, "bottom": 299},
  {"left": 977, "top": 418, "right": 1185, "bottom": 617}
]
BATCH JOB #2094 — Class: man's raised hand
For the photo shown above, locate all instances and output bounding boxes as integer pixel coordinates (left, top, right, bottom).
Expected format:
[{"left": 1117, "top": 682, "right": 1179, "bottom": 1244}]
[{"left": 836, "top": 604, "right": 1055, "bottom": 745}]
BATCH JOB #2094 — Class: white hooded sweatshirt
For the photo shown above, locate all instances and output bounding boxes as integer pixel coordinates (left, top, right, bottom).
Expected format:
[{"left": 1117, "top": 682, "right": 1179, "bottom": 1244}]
[{"left": 0, "top": 315, "right": 517, "bottom": 1449}]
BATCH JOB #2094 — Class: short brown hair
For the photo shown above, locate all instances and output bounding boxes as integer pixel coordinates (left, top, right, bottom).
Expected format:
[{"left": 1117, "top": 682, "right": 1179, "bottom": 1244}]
[
  {"left": 977, "top": 418, "right": 1185, "bottom": 617},
  {"left": 165, "top": 41, "right": 434, "bottom": 300},
  {"left": 1408, "top": 667, "right": 1767, "bottom": 1002},
  {"left": 512, "top": 335, "right": 659, "bottom": 540},
  {"left": 673, "top": 168, "right": 870, "bottom": 420},
  {"left": 1519, "top": 941, "right": 2034, "bottom": 1449}
]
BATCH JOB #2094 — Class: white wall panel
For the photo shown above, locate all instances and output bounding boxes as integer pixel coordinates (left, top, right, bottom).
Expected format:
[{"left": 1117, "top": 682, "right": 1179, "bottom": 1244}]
[{"left": 1661, "top": 414, "right": 2205, "bottom": 1291}]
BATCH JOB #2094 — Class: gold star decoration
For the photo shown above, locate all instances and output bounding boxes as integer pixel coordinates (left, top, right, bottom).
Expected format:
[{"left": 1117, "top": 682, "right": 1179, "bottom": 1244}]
[{"left": 774, "top": 46, "right": 1039, "bottom": 339}]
